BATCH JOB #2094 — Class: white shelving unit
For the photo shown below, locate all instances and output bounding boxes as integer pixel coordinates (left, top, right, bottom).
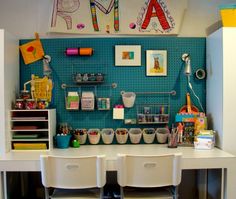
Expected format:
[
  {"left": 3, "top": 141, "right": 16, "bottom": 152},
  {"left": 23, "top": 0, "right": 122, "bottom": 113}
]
[
  {"left": 10, "top": 109, "right": 56, "bottom": 150},
  {"left": 207, "top": 27, "right": 236, "bottom": 156}
]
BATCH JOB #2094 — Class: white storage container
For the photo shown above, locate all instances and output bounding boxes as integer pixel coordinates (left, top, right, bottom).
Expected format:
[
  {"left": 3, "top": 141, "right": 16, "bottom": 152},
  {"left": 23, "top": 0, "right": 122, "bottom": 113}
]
[
  {"left": 81, "top": 92, "right": 95, "bottom": 111},
  {"left": 101, "top": 128, "right": 114, "bottom": 144},
  {"left": 115, "top": 128, "right": 128, "bottom": 144},
  {"left": 88, "top": 129, "right": 100, "bottom": 144},
  {"left": 129, "top": 128, "right": 142, "bottom": 144},
  {"left": 156, "top": 128, "right": 169, "bottom": 144},
  {"left": 143, "top": 128, "right": 156, "bottom": 144}
]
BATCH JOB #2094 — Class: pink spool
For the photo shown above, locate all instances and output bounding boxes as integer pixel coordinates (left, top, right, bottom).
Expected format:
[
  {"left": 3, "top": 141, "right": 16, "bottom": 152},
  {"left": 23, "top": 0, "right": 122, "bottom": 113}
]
[{"left": 65, "top": 48, "right": 79, "bottom": 56}]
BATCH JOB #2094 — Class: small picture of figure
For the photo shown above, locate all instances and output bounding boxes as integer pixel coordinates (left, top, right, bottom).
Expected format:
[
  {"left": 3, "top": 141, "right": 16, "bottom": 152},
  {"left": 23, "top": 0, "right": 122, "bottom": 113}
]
[
  {"left": 149, "top": 54, "right": 164, "bottom": 74},
  {"left": 154, "top": 57, "right": 160, "bottom": 70},
  {"left": 146, "top": 50, "right": 167, "bottom": 76}
]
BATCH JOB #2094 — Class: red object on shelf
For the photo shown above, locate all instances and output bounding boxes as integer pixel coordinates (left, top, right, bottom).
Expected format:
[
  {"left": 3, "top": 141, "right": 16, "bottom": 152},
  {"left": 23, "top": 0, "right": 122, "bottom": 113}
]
[{"left": 12, "top": 126, "right": 38, "bottom": 130}]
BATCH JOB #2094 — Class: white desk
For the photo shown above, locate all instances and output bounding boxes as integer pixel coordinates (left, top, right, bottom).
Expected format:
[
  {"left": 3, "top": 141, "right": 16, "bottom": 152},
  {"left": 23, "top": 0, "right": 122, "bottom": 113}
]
[{"left": 0, "top": 145, "right": 235, "bottom": 199}]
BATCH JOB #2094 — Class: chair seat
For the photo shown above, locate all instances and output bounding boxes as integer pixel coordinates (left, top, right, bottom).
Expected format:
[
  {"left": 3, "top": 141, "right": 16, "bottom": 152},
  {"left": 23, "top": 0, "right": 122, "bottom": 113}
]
[
  {"left": 51, "top": 188, "right": 101, "bottom": 199},
  {"left": 123, "top": 187, "right": 174, "bottom": 199}
]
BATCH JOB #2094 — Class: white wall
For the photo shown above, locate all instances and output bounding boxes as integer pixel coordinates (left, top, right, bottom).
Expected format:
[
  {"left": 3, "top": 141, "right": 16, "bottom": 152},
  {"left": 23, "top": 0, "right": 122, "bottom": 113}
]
[
  {"left": 0, "top": 0, "right": 235, "bottom": 39},
  {"left": 0, "top": 29, "right": 19, "bottom": 155}
]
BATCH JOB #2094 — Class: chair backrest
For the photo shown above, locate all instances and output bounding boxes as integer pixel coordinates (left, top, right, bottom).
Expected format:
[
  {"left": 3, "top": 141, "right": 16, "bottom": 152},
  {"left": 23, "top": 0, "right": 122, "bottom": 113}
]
[
  {"left": 117, "top": 153, "right": 182, "bottom": 188},
  {"left": 40, "top": 155, "right": 106, "bottom": 189}
]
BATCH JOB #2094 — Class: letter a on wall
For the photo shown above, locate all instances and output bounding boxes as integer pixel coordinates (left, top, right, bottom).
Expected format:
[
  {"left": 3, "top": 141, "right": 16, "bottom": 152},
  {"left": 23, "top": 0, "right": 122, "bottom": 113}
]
[{"left": 141, "top": 0, "right": 171, "bottom": 31}]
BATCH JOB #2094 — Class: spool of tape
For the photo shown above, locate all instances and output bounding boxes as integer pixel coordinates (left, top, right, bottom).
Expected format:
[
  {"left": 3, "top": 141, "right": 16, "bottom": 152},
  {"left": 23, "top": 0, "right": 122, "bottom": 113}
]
[
  {"left": 79, "top": 48, "right": 93, "bottom": 56},
  {"left": 65, "top": 48, "right": 93, "bottom": 56},
  {"left": 195, "top": 69, "right": 206, "bottom": 80}
]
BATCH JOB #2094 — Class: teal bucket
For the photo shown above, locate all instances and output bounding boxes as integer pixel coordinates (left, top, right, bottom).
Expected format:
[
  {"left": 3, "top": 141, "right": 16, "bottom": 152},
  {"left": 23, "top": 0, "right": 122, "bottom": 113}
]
[{"left": 55, "top": 134, "right": 71, "bottom": 149}]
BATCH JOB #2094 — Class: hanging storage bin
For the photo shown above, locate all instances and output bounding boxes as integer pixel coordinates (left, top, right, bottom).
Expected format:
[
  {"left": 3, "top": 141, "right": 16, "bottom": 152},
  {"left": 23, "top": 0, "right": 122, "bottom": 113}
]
[
  {"left": 219, "top": 4, "right": 236, "bottom": 27},
  {"left": 121, "top": 92, "right": 136, "bottom": 108}
]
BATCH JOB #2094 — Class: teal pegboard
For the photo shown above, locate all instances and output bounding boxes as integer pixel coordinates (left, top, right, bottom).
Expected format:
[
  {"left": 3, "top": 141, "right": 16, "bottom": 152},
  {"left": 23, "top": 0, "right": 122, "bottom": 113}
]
[{"left": 20, "top": 37, "right": 206, "bottom": 130}]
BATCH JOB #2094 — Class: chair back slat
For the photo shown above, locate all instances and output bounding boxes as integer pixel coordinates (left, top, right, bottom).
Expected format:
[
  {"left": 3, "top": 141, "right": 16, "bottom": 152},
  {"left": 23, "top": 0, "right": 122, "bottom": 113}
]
[
  {"left": 40, "top": 155, "right": 106, "bottom": 189},
  {"left": 117, "top": 153, "right": 182, "bottom": 187}
]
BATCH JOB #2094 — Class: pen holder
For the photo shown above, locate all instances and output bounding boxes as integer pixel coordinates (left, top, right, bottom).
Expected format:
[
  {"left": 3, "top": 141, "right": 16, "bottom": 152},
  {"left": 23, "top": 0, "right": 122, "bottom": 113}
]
[
  {"left": 168, "top": 133, "right": 178, "bottom": 148},
  {"left": 55, "top": 134, "right": 72, "bottom": 149}
]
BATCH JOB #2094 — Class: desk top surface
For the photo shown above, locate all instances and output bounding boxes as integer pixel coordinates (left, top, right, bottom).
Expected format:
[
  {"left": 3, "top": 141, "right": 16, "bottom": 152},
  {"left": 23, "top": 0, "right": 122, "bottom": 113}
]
[
  {"left": 1, "top": 144, "right": 234, "bottom": 160},
  {"left": 0, "top": 145, "right": 235, "bottom": 171}
]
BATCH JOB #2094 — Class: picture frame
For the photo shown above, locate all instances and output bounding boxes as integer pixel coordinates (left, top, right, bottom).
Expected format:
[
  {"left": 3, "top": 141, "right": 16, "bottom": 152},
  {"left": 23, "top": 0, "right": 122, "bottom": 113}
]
[
  {"left": 115, "top": 45, "right": 141, "bottom": 66},
  {"left": 146, "top": 50, "right": 167, "bottom": 76}
]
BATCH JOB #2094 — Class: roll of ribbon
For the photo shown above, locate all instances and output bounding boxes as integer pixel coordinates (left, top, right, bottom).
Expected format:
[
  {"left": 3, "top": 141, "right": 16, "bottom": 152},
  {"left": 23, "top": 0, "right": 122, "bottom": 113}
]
[
  {"left": 79, "top": 48, "right": 93, "bottom": 56},
  {"left": 65, "top": 48, "right": 93, "bottom": 56}
]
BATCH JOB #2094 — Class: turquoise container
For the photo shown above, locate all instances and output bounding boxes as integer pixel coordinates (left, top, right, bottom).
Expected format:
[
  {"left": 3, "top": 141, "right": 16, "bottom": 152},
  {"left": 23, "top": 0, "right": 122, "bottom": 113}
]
[{"left": 55, "top": 134, "right": 71, "bottom": 149}]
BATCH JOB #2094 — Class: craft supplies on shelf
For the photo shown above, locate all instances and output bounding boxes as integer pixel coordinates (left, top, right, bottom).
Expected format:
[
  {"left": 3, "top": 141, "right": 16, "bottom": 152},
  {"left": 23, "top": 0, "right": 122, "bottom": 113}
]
[
  {"left": 194, "top": 130, "right": 215, "bottom": 150},
  {"left": 137, "top": 104, "right": 169, "bottom": 124},
  {"left": 128, "top": 128, "right": 142, "bottom": 144},
  {"left": 81, "top": 91, "right": 95, "bottom": 111},
  {"left": 10, "top": 109, "right": 56, "bottom": 151},
  {"left": 168, "top": 128, "right": 178, "bottom": 148},
  {"left": 119, "top": 90, "right": 175, "bottom": 125},
  {"left": 66, "top": 92, "right": 80, "bottom": 110},
  {"left": 73, "top": 72, "right": 104, "bottom": 84},
  {"left": 15, "top": 99, "right": 25, "bottom": 110},
  {"left": 142, "top": 128, "right": 156, "bottom": 144},
  {"left": 25, "top": 99, "right": 37, "bottom": 110},
  {"left": 115, "top": 128, "right": 128, "bottom": 144},
  {"left": 156, "top": 128, "right": 170, "bottom": 144},
  {"left": 61, "top": 83, "right": 117, "bottom": 111},
  {"left": 101, "top": 128, "right": 114, "bottom": 144},
  {"left": 74, "top": 129, "right": 87, "bottom": 144},
  {"left": 87, "top": 129, "right": 101, "bottom": 144},
  {"left": 97, "top": 98, "right": 110, "bottom": 110}
]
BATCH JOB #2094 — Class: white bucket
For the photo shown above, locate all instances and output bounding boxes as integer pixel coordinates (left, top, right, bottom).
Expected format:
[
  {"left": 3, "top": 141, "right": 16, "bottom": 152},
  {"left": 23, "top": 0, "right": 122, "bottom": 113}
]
[{"left": 121, "top": 92, "right": 136, "bottom": 108}]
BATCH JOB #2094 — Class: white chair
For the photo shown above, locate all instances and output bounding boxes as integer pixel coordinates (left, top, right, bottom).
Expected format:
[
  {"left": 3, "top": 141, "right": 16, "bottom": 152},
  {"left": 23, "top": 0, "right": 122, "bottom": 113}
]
[
  {"left": 117, "top": 153, "right": 182, "bottom": 199},
  {"left": 40, "top": 155, "right": 106, "bottom": 199}
]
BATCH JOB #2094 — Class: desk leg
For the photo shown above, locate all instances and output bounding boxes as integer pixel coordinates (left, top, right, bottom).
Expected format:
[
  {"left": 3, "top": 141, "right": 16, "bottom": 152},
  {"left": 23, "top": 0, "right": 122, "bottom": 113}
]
[
  {"left": 0, "top": 171, "right": 7, "bottom": 199},
  {"left": 0, "top": 172, "right": 3, "bottom": 199},
  {"left": 224, "top": 165, "right": 236, "bottom": 199}
]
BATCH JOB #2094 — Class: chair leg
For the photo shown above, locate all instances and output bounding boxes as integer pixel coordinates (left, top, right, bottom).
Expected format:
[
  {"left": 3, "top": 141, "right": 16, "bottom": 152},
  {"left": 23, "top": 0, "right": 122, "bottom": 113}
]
[
  {"left": 173, "top": 186, "right": 179, "bottom": 199},
  {"left": 100, "top": 187, "right": 104, "bottom": 199},
  {"left": 44, "top": 187, "right": 50, "bottom": 199},
  {"left": 120, "top": 186, "right": 124, "bottom": 199}
]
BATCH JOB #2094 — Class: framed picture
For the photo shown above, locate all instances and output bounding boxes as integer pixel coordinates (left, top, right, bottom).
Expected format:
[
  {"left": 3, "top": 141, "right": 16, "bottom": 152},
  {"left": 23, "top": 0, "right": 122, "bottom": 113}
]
[
  {"left": 146, "top": 50, "right": 167, "bottom": 76},
  {"left": 115, "top": 45, "right": 141, "bottom": 66}
]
